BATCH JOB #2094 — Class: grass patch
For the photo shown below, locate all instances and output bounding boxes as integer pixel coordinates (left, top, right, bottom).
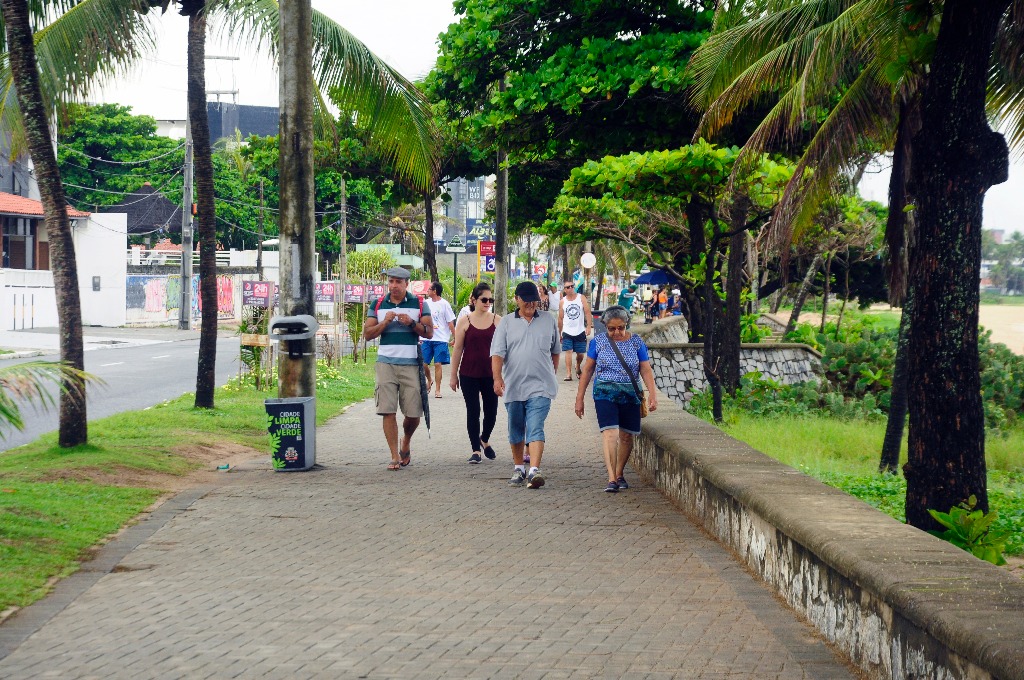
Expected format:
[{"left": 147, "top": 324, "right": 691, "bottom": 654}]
[
  {"left": 0, "top": 356, "right": 376, "bottom": 612},
  {"left": 719, "top": 414, "right": 1024, "bottom": 556}
]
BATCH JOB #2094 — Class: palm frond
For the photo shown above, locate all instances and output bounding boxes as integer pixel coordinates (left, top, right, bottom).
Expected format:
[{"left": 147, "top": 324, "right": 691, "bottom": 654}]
[
  {"left": 768, "top": 61, "right": 897, "bottom": 252},
  {"left": 989, "top": 0, "right": 1024, "bottom": 156},
  {"left": 216, "top": 0, "right": 440, "bottom": 191},
  {"left": 690, "top": 0, "right": 857, "bottom": 114},
  {"left": 0, "top": 0, "right": 158, "bottom": 156},
  {"left": 0, "top": 361, "right": 95, "bottom": 436}
]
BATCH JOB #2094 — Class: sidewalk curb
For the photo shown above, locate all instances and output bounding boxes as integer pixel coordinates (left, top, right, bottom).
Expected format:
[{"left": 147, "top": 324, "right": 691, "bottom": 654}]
[{"left": 0, "top": 350, "right": 45, "bottom": 361}]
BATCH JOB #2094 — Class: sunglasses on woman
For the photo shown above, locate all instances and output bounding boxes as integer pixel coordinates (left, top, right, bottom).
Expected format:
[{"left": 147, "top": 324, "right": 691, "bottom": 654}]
[{"left": 477, "top": 297, "right": 494, "bottom": 303}]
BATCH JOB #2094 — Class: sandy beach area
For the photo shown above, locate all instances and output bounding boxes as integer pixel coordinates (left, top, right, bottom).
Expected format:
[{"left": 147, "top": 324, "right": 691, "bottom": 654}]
[{"left": 979, "top": 304, "right": 1024, "bottom": 355}]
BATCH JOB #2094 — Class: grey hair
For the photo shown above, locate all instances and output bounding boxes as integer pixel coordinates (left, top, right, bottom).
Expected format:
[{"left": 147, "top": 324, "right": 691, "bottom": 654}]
[{"left": 600, "top": 305, "right": 631, "bottom": 327}]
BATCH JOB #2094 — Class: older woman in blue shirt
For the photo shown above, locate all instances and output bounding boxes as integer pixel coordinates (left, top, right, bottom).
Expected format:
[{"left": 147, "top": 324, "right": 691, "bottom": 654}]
[{"left": 574, "top": 305, "right": 658, "bottom": 492}]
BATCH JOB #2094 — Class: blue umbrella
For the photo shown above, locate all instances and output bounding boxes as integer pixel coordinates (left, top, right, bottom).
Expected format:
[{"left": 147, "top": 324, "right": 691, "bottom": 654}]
[{"left": 633, "top": 269, "right": 677, "bottom": 286}]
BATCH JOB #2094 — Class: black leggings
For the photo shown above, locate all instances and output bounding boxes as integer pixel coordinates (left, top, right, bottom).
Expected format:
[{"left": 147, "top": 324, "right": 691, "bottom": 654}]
[{"left": 460, "top": 374, "right": 498, "bottom": 452}]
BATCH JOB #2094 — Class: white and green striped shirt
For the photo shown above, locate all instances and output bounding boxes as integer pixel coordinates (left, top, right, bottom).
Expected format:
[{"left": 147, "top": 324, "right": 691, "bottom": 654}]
[{"left": 369, "top": 293, "right": 430, "bottom": 365}]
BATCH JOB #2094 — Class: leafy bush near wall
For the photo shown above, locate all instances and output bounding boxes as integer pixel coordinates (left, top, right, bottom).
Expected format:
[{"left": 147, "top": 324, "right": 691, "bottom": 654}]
[
  {"left": 741, "top": 314, "right": 772, "bottom": 343},
  {"left": 690, "top": 372, "right": 885, "bottom": 422},
  {"left": 705, "top": 319, "right": 1024, "bottom": 433}
]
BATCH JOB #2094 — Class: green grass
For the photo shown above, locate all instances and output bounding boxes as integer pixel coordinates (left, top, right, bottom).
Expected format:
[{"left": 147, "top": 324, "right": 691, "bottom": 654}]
[
  {"left": 980, "top": 293, "right": 1024, "bottom": 305},
  {"left": 720, "top": 414, "right": 1024, "bottom": 556},
  {"left": 0, "top": 357, "right": 377, "bottom": 612}
]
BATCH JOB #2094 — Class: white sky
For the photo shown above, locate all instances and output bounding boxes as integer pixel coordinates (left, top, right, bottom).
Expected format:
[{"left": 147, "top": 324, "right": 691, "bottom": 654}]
[
  {"left": 93, "top": 0, "right": 457, "bottom": 116},
  {"left": 93, "top": 0, "right": 1023, "bottom": 235}
]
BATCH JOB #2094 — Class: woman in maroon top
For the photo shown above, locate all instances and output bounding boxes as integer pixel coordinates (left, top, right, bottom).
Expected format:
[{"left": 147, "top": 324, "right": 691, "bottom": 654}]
[{"left": 450, "top": 282, "right": 502, "bottom": 463}]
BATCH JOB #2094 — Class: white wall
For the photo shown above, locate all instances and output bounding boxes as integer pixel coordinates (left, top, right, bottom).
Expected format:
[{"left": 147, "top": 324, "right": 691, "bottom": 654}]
[
  {"left": 74, "top": 213, "right": 127, "bottom": 327},
  {"left": 0, "top": 268, "right": 58, "bottom": 330}
]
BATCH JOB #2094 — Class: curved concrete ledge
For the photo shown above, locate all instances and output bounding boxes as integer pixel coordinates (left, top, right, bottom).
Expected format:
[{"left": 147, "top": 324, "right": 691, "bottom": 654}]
[{"left": 633, "top": 395, "right": 1024, "bottom": 680}]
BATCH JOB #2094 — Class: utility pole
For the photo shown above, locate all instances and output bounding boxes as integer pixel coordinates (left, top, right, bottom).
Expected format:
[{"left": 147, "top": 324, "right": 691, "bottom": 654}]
[
  {"left": 277, "top": 0, "right": 317, "bottom": 397},
  {"left": 335, "top": 178, "right": 347, "bottom": 356},
  {"left": 257, "top": 178, "right": 264, "bottom": 279},
  {"left": 178, "top": 116, "right": 193, "bottom": 330}
]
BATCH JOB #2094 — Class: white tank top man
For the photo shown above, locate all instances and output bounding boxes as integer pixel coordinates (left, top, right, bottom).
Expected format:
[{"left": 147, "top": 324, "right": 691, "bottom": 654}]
[{"left": 558, "top": 283, "right": 593, "bottom": 382}]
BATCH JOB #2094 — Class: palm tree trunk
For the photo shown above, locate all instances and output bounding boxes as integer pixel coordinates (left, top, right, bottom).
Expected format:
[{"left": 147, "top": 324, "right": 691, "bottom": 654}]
[
  {"left": 1, "top": 0, "right": 86, "bottom": 446},
  {"left": 905, "top": 0, "right": 1008, "bottom": 528},
  {"left": 784, "top": 253, "right": 823, "bottom": 336},
  {"left": 423, "top": 192, "right": 438, "bottom": 282},
  {"left": 277, "top": 0, "right": 318, "bottom": 397},
  {"left": 747, "top": 231, "right": 759, "bottom": 315},
  {"left": 819, "top": 253, "right": 832, "bottom": 332},
  {"left": 561, "top": 243, "right": 569, "bottom": 283},
  {"left": 187, "top": 5, "right": 218, "bottom": 409},
  {"left": 835, "top": 254, "right": 850, "bottom": 332},
  {"left": 880, "top": 301, "right": 910, "bottom": 474},
  {"left": 723, "top": 196, "right": 750, "bottom": 393}
]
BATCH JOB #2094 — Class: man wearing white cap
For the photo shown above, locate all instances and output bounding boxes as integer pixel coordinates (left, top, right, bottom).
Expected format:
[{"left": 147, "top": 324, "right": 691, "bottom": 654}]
[{"left": 364, "top": 266, "right": 433, "bottom": 471}]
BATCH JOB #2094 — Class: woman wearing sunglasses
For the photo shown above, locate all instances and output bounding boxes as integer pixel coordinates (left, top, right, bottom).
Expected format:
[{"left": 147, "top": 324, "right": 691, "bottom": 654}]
[
  {"left": 450, "top": 282, "right": 503, "bottom": 463},
  {"left": 574, "top": 305, "right": 658, "bottom": 492}
]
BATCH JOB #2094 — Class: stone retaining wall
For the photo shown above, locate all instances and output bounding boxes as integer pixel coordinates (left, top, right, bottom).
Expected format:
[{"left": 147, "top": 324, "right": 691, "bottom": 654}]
[
  {"left": 633, "top": 396, "right": 1024, "bottom": 680},
  {"left": 646, "top": 343, "right": 821, "bottom": 405}
]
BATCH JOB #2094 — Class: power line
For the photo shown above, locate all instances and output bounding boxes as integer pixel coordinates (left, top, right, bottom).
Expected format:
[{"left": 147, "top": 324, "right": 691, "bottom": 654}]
[
  {"left": 64, "top": 169, "right": 184, "bottom": 204},
  {"left": 56, "top": 141, "right": 186, "bottom": 165}
]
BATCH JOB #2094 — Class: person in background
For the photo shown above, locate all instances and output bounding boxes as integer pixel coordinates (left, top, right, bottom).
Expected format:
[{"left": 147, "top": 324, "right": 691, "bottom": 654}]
[
  {"left": 617, "top": 284, "right": 638, "bottom": 313},
  {"left": 538, "top": 284, "right": 550, "bottom": 311},
  {"left": 657, "top": 286, "right": 669, "bottom": 319},
  {"left": 422, "top": 281, "right": 456, "bottom": 398},
  {"left": 548, "top": 283, "right": 561, "bottom": 319},
  {"left": 363, "top": 267, "right": 433, "bottom": 471},
  {"left": 450, "top": 282, "right": 501, "bottom": 464},
  {"left": 671, "top": 288, "right": 683, "bottom": 315},
  {"left": 558, "top": 281, "right": 593, "bottom": 382},
  {"left": 574, "top": 305, "right": 658, "bottom": 492},
  {"left": 492, "top": 281, "right": 561, "bottom": 489}
]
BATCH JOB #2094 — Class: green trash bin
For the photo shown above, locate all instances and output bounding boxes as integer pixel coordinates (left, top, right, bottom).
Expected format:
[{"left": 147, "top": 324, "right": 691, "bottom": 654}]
[{"left": 266, "top": 397, "right": 316, "bottom": 471}]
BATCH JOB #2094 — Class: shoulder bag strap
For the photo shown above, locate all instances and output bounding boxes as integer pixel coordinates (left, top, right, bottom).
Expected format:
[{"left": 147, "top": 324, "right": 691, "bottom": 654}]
[{"left": 606, "top": 333, "right": 643, "bottom": 401}]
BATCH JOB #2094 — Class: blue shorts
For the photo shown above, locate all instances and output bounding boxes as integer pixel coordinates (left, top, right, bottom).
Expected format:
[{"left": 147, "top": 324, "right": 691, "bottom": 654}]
[
  {"left": 421, "top": 340, "right": 450, "bottom": 365},
  {"left": 561, "top": 332, "right": 587, "bottom": 353},
  {"left": 506, "top": 396, "right": 552, "bottom": 445},
  {"left": 594, "top": 398, "right": 642, "bottom": 435}
]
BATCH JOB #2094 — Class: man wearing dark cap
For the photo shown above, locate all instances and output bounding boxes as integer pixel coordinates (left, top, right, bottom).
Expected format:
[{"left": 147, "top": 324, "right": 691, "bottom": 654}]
[
  {"left": 364, "top": 266, "right": 433, "bottom": 471},
  {"left": 490, "top": 281, "right": 561, "bottom": 488}
]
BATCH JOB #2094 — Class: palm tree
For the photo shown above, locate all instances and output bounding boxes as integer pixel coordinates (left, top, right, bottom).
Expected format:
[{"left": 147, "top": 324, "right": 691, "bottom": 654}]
[
  {"left": 0, "top": 0, "right": 439, "bottom": 409},
  {"left": 688, "top": 0, "right": 1021, "bottom": 528},
  {"left": 0, "top": 0, "right": 90, "bottom": 446}
]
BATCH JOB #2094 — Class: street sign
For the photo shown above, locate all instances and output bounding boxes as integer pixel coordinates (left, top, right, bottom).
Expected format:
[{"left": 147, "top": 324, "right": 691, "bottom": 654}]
[{"left": 447, "top": 235, "right": 467, "bottom": 253}]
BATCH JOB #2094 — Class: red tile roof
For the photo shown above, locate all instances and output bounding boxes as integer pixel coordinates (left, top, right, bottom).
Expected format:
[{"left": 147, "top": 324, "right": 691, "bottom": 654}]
[
  {"left": 0, "top": 191, "right": 90, "bottom": 218},
  {"left": 152, "top": 238, "right": 181, "bottom": 252}
]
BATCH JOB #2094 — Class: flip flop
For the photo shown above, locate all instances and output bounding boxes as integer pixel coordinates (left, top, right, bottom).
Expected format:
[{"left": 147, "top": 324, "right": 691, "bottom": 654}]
[
  {"left": 435, "top": 394, "right": 442, "bottom": 399},
  {"left": 563, "top": 376, "right": 573, "bottom": 382},
  {"left": 387, "top": 461, "right": 402, "bottom": 471},
  {"left": 399, "top": 451, "right": 411, "bottom": 467}
]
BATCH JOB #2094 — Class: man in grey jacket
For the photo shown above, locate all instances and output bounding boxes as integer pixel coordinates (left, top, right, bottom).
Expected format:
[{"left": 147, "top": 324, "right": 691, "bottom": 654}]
[{"left": 491, "top": 281, "right": 561, "bottom": 488}]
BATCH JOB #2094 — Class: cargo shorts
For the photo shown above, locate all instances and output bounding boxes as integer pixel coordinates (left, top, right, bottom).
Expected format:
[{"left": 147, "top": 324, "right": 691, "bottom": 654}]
[{"left": 374, "top": 362, "right": 424, "bottom": 417}]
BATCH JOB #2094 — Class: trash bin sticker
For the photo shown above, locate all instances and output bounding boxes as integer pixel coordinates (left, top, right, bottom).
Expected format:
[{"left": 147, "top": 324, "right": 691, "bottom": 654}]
[{"left": 266, "top": 403, "right": 309, "bottom": 470}]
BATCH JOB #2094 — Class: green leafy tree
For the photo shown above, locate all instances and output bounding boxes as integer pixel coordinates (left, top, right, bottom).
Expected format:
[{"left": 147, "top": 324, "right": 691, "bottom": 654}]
[
  {"left": 544, "top": 142, "right": 793, "bottom": 418},
  {"left": 428, "top": 0, "right": 714, "bottom": 232}
]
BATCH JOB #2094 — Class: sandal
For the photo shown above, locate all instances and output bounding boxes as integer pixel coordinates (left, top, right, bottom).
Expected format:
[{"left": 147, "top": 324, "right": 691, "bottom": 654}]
[
  {"left": 399, "top": 451, "right": 411, "bottom": 467},
  {"left": 387, "top": 460, "right": 402, "bottom": 471},
  {"left": 563, "top": 376, "right": 573, "bottom": 382}
]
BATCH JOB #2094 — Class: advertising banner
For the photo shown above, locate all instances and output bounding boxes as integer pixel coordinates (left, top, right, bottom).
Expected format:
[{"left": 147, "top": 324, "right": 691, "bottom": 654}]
[
  {"left": 242, "top": 280, "right": 273, "bottom": 308},
  {"left": 314, "top": 282, "right": 337, "bottom": 303}
]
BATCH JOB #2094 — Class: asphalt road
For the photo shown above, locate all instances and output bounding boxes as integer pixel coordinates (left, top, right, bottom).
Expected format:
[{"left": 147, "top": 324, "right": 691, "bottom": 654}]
[{"left": 0, "top": 336, "right": 241, "bottom": 452}]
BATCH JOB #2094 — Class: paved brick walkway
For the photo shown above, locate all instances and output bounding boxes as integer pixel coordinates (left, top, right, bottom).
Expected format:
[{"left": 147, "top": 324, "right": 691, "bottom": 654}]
[{"left": 0, "top": 378, "right": 854, "bottom": 679}]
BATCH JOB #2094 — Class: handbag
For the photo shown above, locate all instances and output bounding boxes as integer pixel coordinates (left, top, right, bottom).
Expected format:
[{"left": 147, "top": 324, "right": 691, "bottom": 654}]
[{"left": 606, "top": 333, "right": 649, "bottom": 417}]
